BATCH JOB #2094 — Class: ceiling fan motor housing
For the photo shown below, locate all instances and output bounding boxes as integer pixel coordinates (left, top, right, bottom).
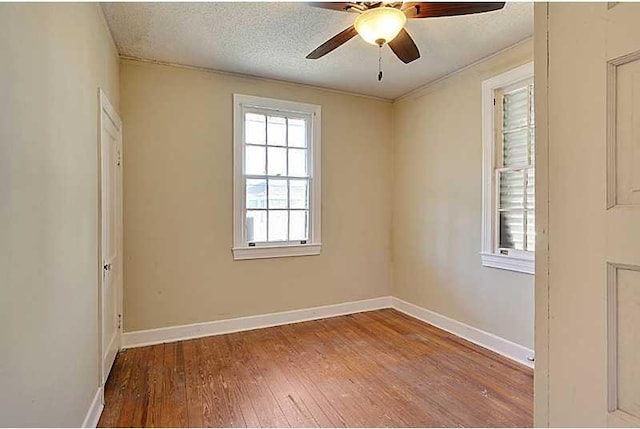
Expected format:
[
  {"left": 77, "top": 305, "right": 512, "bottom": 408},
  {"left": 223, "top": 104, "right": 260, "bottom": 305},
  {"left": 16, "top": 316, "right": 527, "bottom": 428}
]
[{"left": 354, "top": 7, "right": 407, "bottom": 46}]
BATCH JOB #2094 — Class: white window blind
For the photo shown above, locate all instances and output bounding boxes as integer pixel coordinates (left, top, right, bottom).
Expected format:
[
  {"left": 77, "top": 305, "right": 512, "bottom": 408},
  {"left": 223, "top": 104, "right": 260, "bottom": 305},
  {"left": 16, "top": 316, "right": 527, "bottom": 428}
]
[{"left": 497, "top": 83, "right": 535, "bottom": 254}]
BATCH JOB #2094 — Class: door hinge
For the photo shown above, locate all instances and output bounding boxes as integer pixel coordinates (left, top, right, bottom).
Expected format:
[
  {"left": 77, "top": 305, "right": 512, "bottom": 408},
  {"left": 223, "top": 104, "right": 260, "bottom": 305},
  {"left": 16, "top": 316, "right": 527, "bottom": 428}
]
[
  {"left": 117, "top": 314, "right": 122, "bottom": 329},
  {"left": 116, "top": 150, "right": 122, "bottom": 167}
]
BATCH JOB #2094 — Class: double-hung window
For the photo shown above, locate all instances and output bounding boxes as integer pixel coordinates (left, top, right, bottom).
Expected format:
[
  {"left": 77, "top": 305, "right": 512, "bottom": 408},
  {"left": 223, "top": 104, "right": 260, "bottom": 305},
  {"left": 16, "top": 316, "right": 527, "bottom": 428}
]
[
  {"left": 232, "top": 94, "right": 321, "bottom": 260},
  {"left": 481, "top": 63, "right": 535, "bottom": 274}
]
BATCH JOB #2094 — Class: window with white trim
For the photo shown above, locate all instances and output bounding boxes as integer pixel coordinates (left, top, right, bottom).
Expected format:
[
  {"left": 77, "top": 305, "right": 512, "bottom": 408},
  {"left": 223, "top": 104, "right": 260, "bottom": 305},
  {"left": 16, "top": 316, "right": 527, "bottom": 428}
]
[
  {"left": 232, "top": 94, "right": 322, "bottom": 260},
  {"left": 481, "top": 63, "right": 535, "bottom": 274}
]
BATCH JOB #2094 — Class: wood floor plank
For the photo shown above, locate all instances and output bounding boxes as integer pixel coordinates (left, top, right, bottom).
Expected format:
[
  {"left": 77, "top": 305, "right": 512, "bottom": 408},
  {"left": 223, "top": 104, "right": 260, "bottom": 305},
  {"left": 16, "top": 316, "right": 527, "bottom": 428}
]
[
  {"left": 317, "top": 315, "right": 463, "bottom": 427},
  {"left": 220, "top": 336, "right": 262, "bottom": 428},
  {"left": 307, "top": 318, "right": 421, "bottom": 426},
  {"left": 144, "top": 344, "right": 165, "bottom": 427},
  {"left": 183, "top": 339, "right": 204, "bottom": 428},
  {"left": 100, "top": 309, "right": 533, "bottom": 428},
  {"left": 206, "top": 336, "right": 248, "bottom": 427},
  {"left": 115, "top": 347, "right": 152, "bottom": 428},
  {"left": 197, "top": 336, "right": 235, "bottom": 427},
  {"left": 324, "top": 315, "right": 473, "bottom": 427},
  {"left": 97, "top": 346, "right": 131, "bottom": 428},
  {"left": 268, "top": 329, "right": 348, "bottom": 428},
  {"left": 225, "top": 332, "right": 291, "bottom": 428},
  {"left": 355, "top": 310, "right": 533, "bottom": 426},
  {"left": 281, "top": 321, "right": 400, "bottom": 427},
  {"left": 263, "top": 327, "right": 339, "bottom": 427},
  {"left": 345, "top": 316, "right": 486, "bottom": 425},
  {"left": 279, "top": 321, "right": 373, "bottom": 427},
  {"left": 162, "top": 342, "right": 188, "bottom": 427},
  {"left": 371, "top": 310, "right": 533, "bottom": 403},
  {"left": 131, "top": 346, "right": 156, "bottom": 427},
  {"left": 246, "top": 325, "right": 332, "bottom": 427}
]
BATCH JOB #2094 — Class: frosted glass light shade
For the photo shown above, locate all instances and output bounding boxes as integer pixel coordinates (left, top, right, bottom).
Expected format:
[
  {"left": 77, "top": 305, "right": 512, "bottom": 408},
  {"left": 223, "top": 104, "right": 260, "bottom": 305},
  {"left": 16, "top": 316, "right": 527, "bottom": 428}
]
[{"left": 354, "top": 7, "right": 407, "bottom": 46}]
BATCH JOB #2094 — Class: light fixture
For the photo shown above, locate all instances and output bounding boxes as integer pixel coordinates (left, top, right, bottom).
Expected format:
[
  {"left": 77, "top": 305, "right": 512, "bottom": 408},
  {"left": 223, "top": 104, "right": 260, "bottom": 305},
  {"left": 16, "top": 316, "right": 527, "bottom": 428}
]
[{"left": 354, "top": 7, "right": 407, "bottom": 46}]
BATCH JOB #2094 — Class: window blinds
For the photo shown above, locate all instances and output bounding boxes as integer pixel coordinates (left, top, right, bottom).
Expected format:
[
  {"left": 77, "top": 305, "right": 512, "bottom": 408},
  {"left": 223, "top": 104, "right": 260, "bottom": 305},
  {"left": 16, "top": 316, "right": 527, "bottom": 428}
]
[{"left": 498, "top": 84, "right": 535, "bottom": 252}]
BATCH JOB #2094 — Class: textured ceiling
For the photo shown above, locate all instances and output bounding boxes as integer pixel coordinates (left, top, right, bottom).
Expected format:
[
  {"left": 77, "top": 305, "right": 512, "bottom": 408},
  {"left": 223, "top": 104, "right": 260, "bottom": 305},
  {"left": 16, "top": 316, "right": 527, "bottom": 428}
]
[{"left": 102, "top": 2, "right": 533, "bottom": 100}]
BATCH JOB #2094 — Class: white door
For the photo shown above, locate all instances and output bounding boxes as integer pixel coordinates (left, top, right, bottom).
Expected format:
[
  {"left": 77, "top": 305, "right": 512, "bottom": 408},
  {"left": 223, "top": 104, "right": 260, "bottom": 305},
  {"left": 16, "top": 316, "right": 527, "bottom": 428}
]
[
  {"left": 540, "top": 3, "right": 640, "bottom": 427},
  {"left": 100, "top": 89, "right": 122, "bottom": 385}
]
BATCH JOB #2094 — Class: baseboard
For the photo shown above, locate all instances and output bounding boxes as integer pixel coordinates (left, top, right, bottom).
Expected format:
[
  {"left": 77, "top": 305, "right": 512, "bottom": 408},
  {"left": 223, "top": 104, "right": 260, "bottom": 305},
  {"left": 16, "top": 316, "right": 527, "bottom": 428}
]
[
  {"left": 82, "top": 385, "right": 104, "bottom": 428},
  {"left": 121, "top": 295, "right": 532, "bottom": 369},
  {"left": 122, "top": 296, "right": 393, "bottom": 348},
  {"left": 391, "top": 297, "right": 534, "bottom": 368}
]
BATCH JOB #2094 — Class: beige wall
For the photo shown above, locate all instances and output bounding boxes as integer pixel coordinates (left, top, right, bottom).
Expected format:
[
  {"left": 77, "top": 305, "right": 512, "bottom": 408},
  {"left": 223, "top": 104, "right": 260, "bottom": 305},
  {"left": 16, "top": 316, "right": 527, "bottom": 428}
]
[
  {"left": 0, "top": 4, "right": 120, "bottom": 426},
  {"left": 391, "top": 39, "right": 535, "bottom": 349},
  {"left": 120, "top": 60, "right": 393, "bottom": 331}
]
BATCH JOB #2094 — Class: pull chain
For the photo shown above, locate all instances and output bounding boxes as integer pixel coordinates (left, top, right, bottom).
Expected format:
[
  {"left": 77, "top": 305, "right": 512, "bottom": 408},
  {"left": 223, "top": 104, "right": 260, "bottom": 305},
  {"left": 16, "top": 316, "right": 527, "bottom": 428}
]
[{"left": 378, "top": 44, "right": 383, "bottom": 81}]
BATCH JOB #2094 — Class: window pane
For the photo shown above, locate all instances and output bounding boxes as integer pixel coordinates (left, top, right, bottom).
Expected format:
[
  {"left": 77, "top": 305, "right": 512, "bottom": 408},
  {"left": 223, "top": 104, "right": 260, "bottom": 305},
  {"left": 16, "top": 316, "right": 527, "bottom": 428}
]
[
  {"left": 290, "top": 210, "right": 308, "bottom": 241},
  {"left": 526, "top": 168, "right": 535, "bottom": 209},
  {"left": 288, "top": 148, "right": 307, "bottom": 177},
  {"left": 289, "top": 179, "right": 308, "bottom": 209},
  {"left": 288, "top": 118, "right": 307, "bottom": 148},
  {"left": 245, "top": 145, "right": 266, "bottom": 175},
  {"left": 503, "top": 128, "right": 528, "bottom": 167},
  {"left": 499, "top": 211, "right": 524, "bottom": 250},
  {"left": 267, "top": 147, "right": 287, "bottom": 176},
  {"left": 526, "top": 211, "right": 535, "bottom": 252},
  {"left": 246, "top": 210, "right": 267, "bottom": 243},
  {"left": 246, "top": 179, "right": 266, "bottom": 209},
  {"left": 268, "top": 210, "right": 288, "bottom": 241},
  {"left": 268, "top": 179, "right": 288, "bottom": 209},
  {"left": 499, "top": 170, "right": 525, "bottom": 210},
  {"left": 503, "top": 87, "right": 528, "bottom": 130},
  {"left": 245, "top": 113, "right": 265, "bottom": 145},
  {"left": 267, "top": 116, "right": 286, "bottom": 146}
]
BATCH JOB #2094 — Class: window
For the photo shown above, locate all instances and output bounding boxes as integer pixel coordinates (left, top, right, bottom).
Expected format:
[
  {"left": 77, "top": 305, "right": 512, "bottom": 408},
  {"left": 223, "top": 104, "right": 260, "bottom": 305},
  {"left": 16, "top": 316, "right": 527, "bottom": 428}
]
[
  {"left": 233, "top": 94, "right": 321, "bottom": 260},
  {"left": 481, "top": 63, "right": 535, "bottom": 274}
]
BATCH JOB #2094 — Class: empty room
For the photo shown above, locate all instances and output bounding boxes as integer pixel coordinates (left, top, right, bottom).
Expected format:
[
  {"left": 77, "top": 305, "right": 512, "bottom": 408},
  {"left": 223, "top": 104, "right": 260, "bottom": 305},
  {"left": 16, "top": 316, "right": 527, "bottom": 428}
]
[{"left": 2, "top": 1, "right": 640, "bottom": 428}]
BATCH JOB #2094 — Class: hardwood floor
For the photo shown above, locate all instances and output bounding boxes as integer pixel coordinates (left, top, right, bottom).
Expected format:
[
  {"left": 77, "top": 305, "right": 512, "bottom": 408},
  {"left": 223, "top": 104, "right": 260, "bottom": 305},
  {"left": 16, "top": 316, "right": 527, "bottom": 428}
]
[{"left": 98, "top": 309, "right": 533, "bottom": 428}]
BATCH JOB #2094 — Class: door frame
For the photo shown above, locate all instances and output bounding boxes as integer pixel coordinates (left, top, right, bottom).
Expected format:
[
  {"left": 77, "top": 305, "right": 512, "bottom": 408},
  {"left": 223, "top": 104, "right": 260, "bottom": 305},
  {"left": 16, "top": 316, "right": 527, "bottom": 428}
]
[
  {"left": 533, "top": 3, "right": 550, "bottom": 427},
  {"left": 98, "top": 88, "right": 123, "bottom": 391}
]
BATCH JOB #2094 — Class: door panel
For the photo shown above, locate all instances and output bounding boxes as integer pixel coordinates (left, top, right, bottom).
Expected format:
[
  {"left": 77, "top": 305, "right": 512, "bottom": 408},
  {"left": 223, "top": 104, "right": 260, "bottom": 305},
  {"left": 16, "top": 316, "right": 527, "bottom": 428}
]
[
  {"left": 606, "top": 5, "right": 640, "bottom": 426},
  {"left": 100, "top": 91, "right": 122, "bottom": 385},
  {"left": 613, "top": 57, "right": 640, "bottom": 206},
  {"left": 543, "top": 3, "right": 640, "bottom": 427},
  {"left": 615, "top": 267, "right": 640, "bottom": 420}
]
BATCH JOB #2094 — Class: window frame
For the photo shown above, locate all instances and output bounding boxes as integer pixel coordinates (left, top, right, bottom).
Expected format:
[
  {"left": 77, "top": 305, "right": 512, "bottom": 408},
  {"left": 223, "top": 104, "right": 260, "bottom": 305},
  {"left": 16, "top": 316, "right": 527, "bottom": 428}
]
[
  {"left": 481, "top": 62, "right": 535, "bottom": 275},
  {"left": 232, "top": 94, "right": 322, "bottom": 260}
]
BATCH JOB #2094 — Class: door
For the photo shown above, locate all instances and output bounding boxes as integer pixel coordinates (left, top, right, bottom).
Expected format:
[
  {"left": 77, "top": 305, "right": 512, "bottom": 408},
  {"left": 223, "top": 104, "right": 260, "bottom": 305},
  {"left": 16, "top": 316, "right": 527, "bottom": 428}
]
[
  {"left": 100, "top": 89, "right": 122, "bottom": 385},
  {"left": 539, "top": 3, "right": 640, "bottom": 427}
]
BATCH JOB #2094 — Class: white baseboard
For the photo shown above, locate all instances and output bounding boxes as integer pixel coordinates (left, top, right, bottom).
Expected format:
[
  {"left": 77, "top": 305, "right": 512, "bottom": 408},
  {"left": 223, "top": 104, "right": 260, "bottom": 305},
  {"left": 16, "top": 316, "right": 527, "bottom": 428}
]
[
  {"left": 122, "top": 296, "right": 393, "bottom": 348},
  {"left": 82, "top": 385, "right": 104, "bottom": 428},
  {"left": 121, "top": 295, "right": 532, "bottom": 369},
  {"left": 391, "top": 297, "right": 534, "bottom": 368}
]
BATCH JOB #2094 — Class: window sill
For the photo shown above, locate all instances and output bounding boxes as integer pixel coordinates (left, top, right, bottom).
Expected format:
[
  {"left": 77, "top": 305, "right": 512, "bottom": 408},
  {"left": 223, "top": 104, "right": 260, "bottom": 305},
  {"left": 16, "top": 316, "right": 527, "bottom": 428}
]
[
  {"left": 481, "top": 252, "right": 534, "bottom": 275},
  {"left": 232, "top": 243, "right": 322, "bottom": 261}
]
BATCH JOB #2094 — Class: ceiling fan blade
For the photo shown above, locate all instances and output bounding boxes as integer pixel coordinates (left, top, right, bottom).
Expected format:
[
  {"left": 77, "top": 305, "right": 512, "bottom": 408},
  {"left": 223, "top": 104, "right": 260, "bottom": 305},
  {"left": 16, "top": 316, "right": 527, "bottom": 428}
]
[
  {"left": 388, "top": 28, "right": 420, "bottom": 64},
  {"left": 403, "top": 2, "right": 505, "bottom": 18},
  {"left": 308, "top": 2, "right": 364, "bottom": 12},
  {"left": 306, "top": 26, "right": 358, "bottom": 60}
]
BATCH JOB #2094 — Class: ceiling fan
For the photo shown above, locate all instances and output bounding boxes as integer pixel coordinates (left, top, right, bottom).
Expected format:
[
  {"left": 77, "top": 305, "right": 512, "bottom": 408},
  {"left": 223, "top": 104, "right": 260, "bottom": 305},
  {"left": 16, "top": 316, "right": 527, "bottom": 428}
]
[{"left": 306, "top": 2, "right": 506, "bottom": 66}]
